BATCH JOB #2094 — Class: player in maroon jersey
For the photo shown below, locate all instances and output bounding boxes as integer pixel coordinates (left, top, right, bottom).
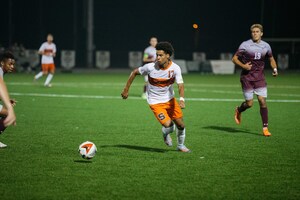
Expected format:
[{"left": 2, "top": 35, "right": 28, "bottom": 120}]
[
  {"left": 0, "top": 51, "right": 17, "bottom": 148},
  {"left": 232, "top": 24, "right": 278, "bottom": 136}
]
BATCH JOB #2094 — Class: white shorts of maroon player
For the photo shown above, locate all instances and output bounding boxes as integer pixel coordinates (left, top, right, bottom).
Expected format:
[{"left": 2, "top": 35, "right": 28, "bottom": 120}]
[{"left": 241, "top": 79, "right": 267, "bottom": 100}]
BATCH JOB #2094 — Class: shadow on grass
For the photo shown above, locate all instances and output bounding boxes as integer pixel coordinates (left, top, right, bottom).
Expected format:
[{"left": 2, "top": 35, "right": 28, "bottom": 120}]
[
  {"left": 101, "top": 144, "right": 172, "bottom": 153},
  {"left": 73, "top": 160, "right": 93, "bottom": 163},
  {"left": 130, "top": 93, "right": 143, "bottom": 98},
  {"left": 203, "top": 125, "right": 259, "bottom": 136}
]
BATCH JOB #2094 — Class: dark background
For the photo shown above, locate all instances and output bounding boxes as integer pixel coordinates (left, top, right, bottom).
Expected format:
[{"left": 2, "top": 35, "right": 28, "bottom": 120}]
[{"left": 1, "top": 0, "right": 300, "bottom": 68}]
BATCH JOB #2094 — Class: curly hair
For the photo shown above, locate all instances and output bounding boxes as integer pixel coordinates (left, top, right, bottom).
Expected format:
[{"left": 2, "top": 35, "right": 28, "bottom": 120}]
[
  {"left": 0, "top": 51, "right": 15, "bottom": 62},
  {"left": 155, "top": 42, "right": 174, "bottom": 57}
]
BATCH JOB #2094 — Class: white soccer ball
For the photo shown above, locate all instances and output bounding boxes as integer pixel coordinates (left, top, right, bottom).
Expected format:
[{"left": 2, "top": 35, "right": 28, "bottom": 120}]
[{"left": 78, "top": 141, "right": 97, "bottom": 159}]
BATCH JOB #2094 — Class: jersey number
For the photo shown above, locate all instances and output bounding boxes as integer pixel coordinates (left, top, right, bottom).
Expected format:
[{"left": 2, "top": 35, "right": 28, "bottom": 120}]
[
  {"left": 168, "top": 70, "right": 174, "bottom": 78},
  {"left": 158, "top": 113, "right": 165, "bottom": 121},
  {"left": 254, "top": 52, "right": 261, "bottom": 60}
]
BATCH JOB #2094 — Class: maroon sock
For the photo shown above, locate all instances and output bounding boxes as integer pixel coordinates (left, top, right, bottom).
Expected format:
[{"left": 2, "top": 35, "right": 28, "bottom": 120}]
[
  {"left": 260, "top": 107, "right": 268, "bottom": 127},
  {"left": 143, "top": 85, "right": 147, "bottom": 93},
  {"left": 238, "top": 102, "right": 250, "bottom": 113},
  {"left": 0, "top": 118, "right": 6, "bottom": 134}
]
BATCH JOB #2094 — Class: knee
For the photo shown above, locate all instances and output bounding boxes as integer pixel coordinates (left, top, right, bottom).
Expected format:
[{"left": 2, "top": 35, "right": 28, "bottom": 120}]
[
  {"left": 258, "top": 98, "right": 267, "bottom": 107},
  {"left": 162, "top": 121, "right": 173, "bottom": 128},
  {"left": 259, "top": 101, "right": 267, "bottom": 108},
  {"left": 176, "top": 123, "right": 185, "bottom": 130},
  {"left": 0, "top": 107, "right": 8, "bottom": 117},
  {"left": 173, "top": 118, "right": 185, "bottom": 130},
  {"left": 246, "top": 101, "right": 253, "bottom": 108}
]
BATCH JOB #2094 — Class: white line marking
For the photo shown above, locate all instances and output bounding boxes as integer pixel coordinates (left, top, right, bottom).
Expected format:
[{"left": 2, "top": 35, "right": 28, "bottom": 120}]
[
  {"left": 10, "top": 92, "right": 135, "bottom": 99},
  {"left": 8, "top": 82, "right": 300, "bottom": 97},
  {"left": 7, "top": 82, "right": 300, "bottom": 89},
  {"left": 189, "top": 89, "right": 300, "bottom": 97},
  {"left": 10, "top": 92, "right": 300, "bottom": 103}
]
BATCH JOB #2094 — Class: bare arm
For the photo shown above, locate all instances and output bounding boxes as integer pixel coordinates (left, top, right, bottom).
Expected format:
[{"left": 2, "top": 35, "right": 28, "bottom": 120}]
[
  {"left": 0, "top": 99, "right": 17, "bottom": 117},
  {"left": 177, "top": 83, "right": 185, "bottom": 109},
  {"left": 232, "top": 54, "right": 252, "bottom": 70},
  {"left": 269, "top": 56, "right": 278, "bottom": 77},
  {"left": 0, "top": 78, "right": 16, "bottom": 126},
  {"left": 121, "top": 68, "right": 140, "bottom": 99},
  {"left": 143, "top": 53, "right": 153, "bottom": 63},
  {"left": 38, "top": 51, "right": 55, "bottom": 57}
]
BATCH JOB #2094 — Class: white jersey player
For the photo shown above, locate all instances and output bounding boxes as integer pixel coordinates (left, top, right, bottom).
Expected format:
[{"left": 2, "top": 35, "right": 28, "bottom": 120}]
[
  {"left": 141, "top": 37, "right": 158, "bottom": 99},
  {"left": 34, "top": 34, "right": 57, "bottom": 87},
  {"left": 122, "top": 42, "right": 190, "bottom": 153},
  {"left": 139, "top": 62, "right": 183, "bottom": 105}
]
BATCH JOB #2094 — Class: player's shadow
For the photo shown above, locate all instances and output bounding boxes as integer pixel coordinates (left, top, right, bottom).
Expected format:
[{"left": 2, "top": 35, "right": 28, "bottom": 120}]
[
  {"left": 127, "top": 93, "right": 145, "bottom": 99},
  {"left": 101, "top": 144, "right": 171, "bottom": 153},
  {"left": 73, "top": 160, "right": 93, "bottom": 163},
  {"left": 203, "top": 125, "right": 258, "bottom": 136}
]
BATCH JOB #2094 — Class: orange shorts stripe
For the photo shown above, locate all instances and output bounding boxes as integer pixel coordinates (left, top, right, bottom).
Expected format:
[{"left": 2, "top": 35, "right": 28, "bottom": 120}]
[
  {"left": 42, "top": 63, "right": 55, "bottom": 73},
  {"left": 149, "top": 98, "right": 183, "bottom": 125}
]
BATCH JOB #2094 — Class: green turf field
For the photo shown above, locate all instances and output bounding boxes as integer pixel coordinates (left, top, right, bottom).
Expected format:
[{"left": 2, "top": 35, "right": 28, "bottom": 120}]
[{"left": 0, "top": 71, "right": 299, "bottom": 199}]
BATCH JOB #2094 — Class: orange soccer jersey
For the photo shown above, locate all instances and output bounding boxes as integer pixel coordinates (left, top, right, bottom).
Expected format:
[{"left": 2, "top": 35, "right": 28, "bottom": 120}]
[{"left": 139, "top": 61, "right": 184, "bottom": 125}]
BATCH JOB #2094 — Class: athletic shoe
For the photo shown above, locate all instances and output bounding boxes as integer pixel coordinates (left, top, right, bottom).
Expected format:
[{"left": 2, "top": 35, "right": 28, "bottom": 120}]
[
  {"left": 234, "top": 107, "right": 241, "bottom": 124},
  {"left": 263, "top": 128, "right": 271, "bottom": 137},
  {"left": 45, "top": 83, "right": 52, "bottom": 88},
  {"left": 176, "top": 145, "right": 191, "bottom": 153},
  {"left": 163, "top": 133, "right": 172, "bottom": 147},
  {"left": 0, "top": 141, "right": 7, "bottom": 148}
]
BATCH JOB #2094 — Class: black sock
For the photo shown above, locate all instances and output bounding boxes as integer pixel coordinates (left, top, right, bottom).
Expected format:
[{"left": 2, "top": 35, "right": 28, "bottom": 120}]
[
  {"left": 0, "top": 118, "right": 6, "bottom": 134},
  {"left": 238, "top": 102, "right": 250, "bottom": 113}
]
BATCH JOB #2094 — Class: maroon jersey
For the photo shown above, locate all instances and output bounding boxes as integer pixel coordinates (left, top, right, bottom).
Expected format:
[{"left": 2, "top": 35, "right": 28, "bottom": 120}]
[{"left": 235, "top": 39, "right": 273, "bottom": 81}]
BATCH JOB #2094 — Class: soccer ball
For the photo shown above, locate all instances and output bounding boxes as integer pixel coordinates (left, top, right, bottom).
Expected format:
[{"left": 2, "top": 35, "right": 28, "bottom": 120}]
[{"left": 78, "top": 141, "right": 97, "bottom": 159}]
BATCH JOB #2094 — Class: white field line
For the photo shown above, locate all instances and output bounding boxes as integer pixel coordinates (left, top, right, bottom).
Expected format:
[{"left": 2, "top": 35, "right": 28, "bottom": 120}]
[
  {"left": 7, "top": 82, "right": 300, "bottom": 97},
  {"left": 6, "top": 82, "right": 300, "bottom": 89},
  {"left": 189, "top": 89, "right": 300, "bottom": 97},
  {"left": 7, "top": 82, "right": 125, "bottom": 88},
  {"left": 10, "top": 92, "right": 300, "bottom": 103}
]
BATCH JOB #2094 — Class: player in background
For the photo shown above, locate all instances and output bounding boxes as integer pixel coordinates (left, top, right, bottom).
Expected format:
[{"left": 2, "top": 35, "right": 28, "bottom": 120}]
[
  {"left": 34, "top": 33, "right": 57, "bottom": 87},
  {"left": 0, "top": 51, "right": 17, "bottom": 148},
  {"left": 141, "top": 37, "right": 158, "bottom": 99},
  {"left": 232, "top": 24, "right": 278, "bottom": 136},
  {"left": 122, "top": 41, "right": 191, "bottom": 152}
]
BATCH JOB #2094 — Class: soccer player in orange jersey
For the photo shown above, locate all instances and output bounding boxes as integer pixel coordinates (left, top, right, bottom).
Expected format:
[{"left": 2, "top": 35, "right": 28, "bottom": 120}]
[
  {"left": 122, "top": 42, "right": 190, "bottom": 152},
  {"left": 0, "top": 51, "right": 17, "bottom": 148},
  {"left": 34, "top": 33, "right": 57, "bottom": 87}
]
